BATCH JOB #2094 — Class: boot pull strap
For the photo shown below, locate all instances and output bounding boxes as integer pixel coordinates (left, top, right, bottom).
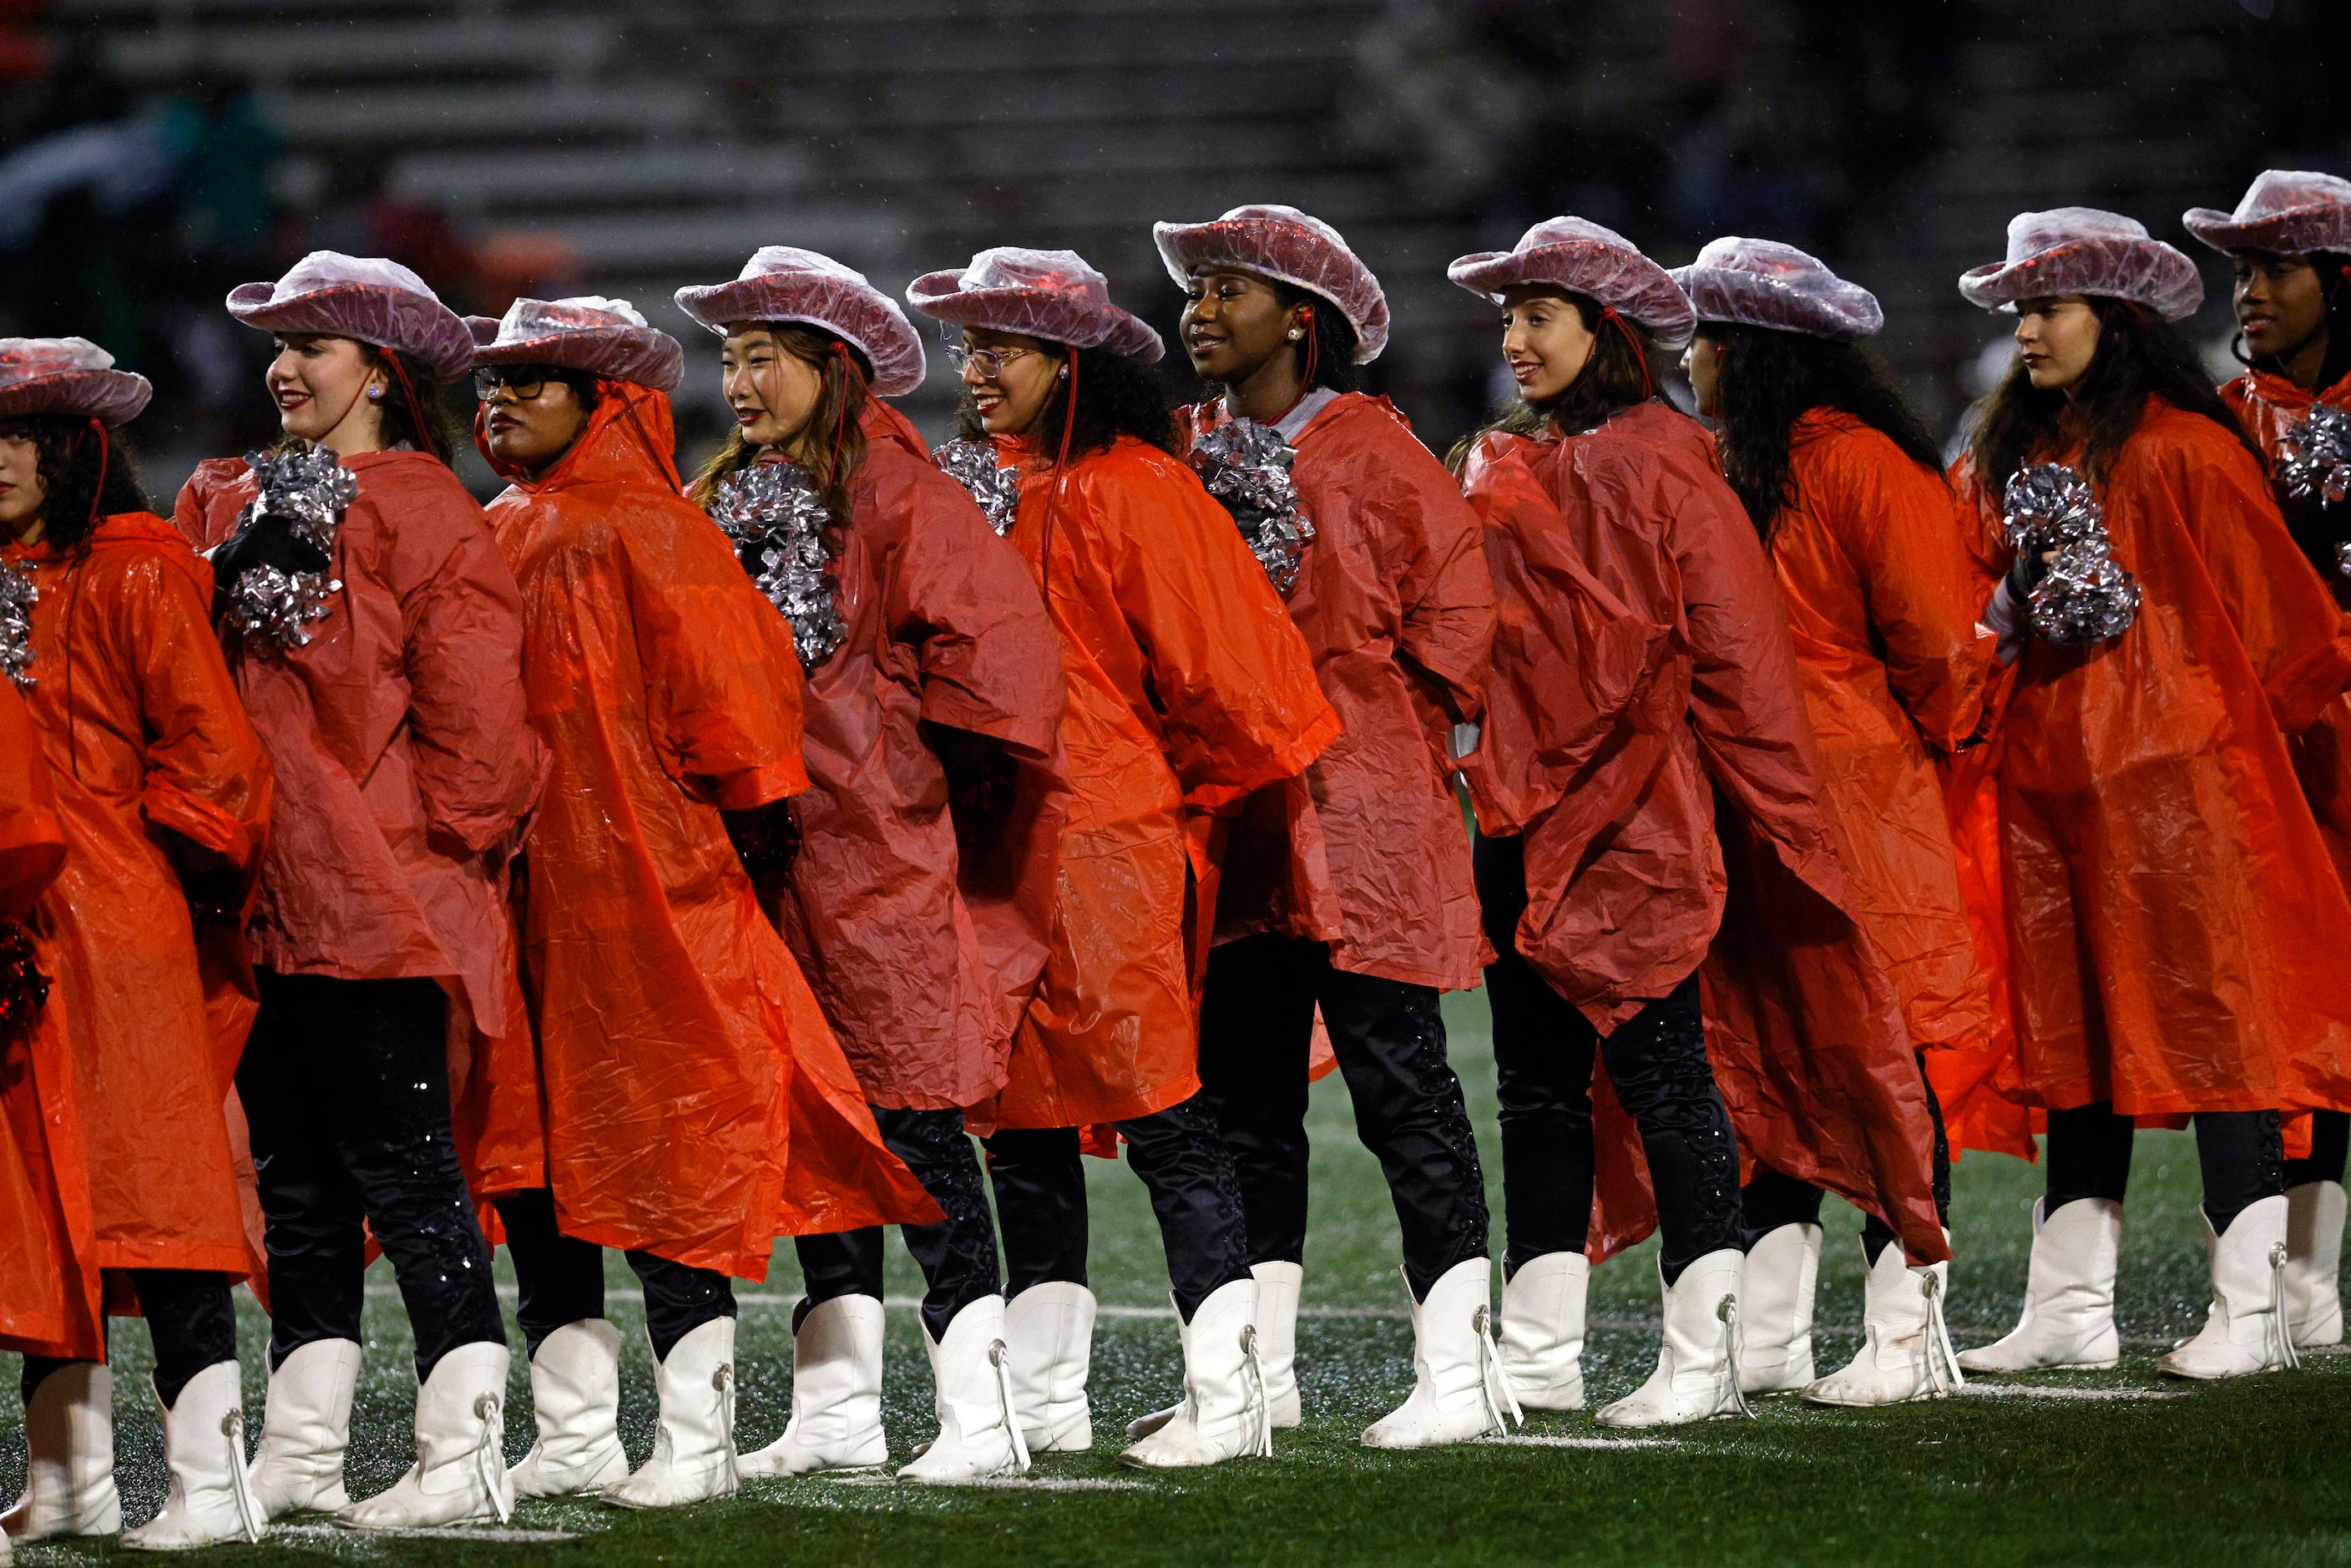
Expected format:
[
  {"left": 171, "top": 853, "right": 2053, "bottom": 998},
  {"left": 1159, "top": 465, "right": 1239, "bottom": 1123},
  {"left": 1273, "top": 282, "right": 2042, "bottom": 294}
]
[
  {"left": 1919, "top": 1270, "right": 1964, "bottom": 1397},
  {"left": 988, "top": 1339, "right": 1033, "bottom": 1475},
  {"left": 471, "top": 1393, "right": 514, "bottom": 1524},
  {"left": 1472, "top": 1303, "right": 1522, "bottom": 1434},
  {"left": 1716, "top": 1296, "right": 1753, "bottom": 1419},
  {"left": 1238, "top": 1325, "right": 1274, "bottom": 1459},
  {"left": 2268, "top": 1242, "right": 2301, "bottom": 1370},
  {"left": 221, "top": 1404, "right": 266, "bottom": 1544},
  {"left": 712, "top": 1362, "right": 741, "bottom": 1492}
]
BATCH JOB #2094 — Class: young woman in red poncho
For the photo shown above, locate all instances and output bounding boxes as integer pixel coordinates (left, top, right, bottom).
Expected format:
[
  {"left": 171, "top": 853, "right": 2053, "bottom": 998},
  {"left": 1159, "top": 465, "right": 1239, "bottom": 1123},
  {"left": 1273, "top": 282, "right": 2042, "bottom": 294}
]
[
  {"left": 1946, "top": 210, "right": 2351, "bottom": 1382},
  {"left": 175, "top": 253, "right": 538, "bottom": 1530},
  {"left": 468, "top": 296, "right": 939, "bottom": 1509},
  {"left": 1148, "top": 205, "right": 1503, "bottom": 1449},
  {"left": 1450, "top": 219, "right": 1947, "bottom": 1429},
  {"left": 670, "top": 248, "right": 1067, "bottom": 1484},
  {"left": 2183, "top": 169, "right": 2351, "bottom": 1351},
  {"left": 906, "top": 247, "right": 1338, "bottom": 1469},
  {"left": 0, "top": 340, "right": 273, "bottom": 1550},
  {"left": 1675, "top": 240, "right": 1995, "bottom": 1408}
]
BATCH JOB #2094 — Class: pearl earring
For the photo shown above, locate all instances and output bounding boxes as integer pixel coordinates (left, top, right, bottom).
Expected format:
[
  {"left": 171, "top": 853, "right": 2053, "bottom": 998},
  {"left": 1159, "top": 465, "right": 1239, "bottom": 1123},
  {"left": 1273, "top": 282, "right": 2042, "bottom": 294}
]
[
  {"left": 367, "top": 386, "right": 383, "bottom": 400},
  {"left": 1287, "top": 330, "right": 1302, "bottom": 341}
]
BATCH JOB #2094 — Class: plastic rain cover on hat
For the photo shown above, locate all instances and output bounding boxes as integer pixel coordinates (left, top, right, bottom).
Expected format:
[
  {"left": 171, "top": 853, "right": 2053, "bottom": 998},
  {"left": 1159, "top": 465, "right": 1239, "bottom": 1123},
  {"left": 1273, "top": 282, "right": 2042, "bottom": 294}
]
[
  {"left": 225, "top": 250, "right": 476, "bottom": 382},
  {"left": 674, "top": 246, "right": 928, "bottom": 397},
  {"left": 467, "top": 296, "right": 684, "bottom": 392},
  {"left": 2183, "top": 169, "right": 2351, "bottom": 259},
  {"left": 1671, "top": 237, "right": 1884, "bottom": 341},
  {"left": 0, "top": 337, "right": 151, "bottom": 426},
  {"left": 1152, "top": 205, "right": 1390, "bottom": 362},
  {"left": 1448, "top": 217, "right": 1696, "bottom": 346},
  {"left": 1958, "top": 208, "right": 2203, "bottom": 321},
  {"left": 905, "top": 247, "right": 1164, "bottom": 363}
]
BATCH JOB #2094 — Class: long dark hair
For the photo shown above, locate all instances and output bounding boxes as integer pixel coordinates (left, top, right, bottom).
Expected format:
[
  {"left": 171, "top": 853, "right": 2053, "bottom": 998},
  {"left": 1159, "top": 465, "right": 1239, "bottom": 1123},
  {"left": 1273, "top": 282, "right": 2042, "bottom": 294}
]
[
  {"left": 1967, "top": 298, "right": 2263, "bottom": 493},
  {"left": 1706, "top": 324, "right": 1946, "bottom": 536},
  {"left": 1, "top": 414, "right": 151, "bottom": 557},
  {"left": 1448, "top": 291, "right": 1666, "bottom": 469},
  {"left": 2239, "top": 249, "right": 2351, "bottom": 395},
  {"left": 954, "top": 341, "right": 1176, "bottom": 458},
  {"left": 688, "top": 321, "right": 872, "bottom": 553}
]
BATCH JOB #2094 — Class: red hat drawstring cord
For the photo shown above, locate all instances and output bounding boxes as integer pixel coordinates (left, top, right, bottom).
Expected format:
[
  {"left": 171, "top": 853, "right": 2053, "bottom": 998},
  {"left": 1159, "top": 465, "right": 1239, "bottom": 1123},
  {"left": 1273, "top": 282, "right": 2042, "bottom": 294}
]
[
  {"left": 1278, "top": 304, "right": 1320, "bottom": 423},
  {"left": 1602, "top": 307, "right": 1652, "bottom": 402},
  {"left": 378, "top": 350, "right": 432, "bottom": 453},
  {"left": 1037, "top": 349, "right": 1080, "bottom": 607}
]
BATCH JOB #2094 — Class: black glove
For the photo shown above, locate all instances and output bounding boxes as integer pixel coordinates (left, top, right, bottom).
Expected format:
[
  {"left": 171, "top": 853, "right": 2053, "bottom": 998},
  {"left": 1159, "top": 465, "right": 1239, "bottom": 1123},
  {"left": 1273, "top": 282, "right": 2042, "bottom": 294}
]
[
  {"left": 212, "top": 510, "right": 331, "bottom": 621},
  {"left": 0, "top": 918, "right": 48, "bottom": 1050},
  {"left": 724, "top": 802, "right": 801, "bottom": 904},
  {"left": 2284, "top": 495, "right": 2351, "bottom": 588},
  {"left": 2005, "top": 544, "right": 2051, "bottom": 602},
  {"left": 933, "top": 727, "right": 1019, "bottom": 851}
]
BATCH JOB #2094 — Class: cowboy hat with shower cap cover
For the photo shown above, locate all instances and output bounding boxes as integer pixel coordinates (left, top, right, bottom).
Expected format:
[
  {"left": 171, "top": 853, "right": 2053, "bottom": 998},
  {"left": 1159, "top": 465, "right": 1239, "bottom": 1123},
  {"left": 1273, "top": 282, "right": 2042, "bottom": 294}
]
[
  {"left": 904, "top": 246, "right": 1164, "bottom": 363},
  {"left": 673, "top": 246, "right": 928, "bottom": 397},
  {"left": 1957, "top": 208, "right": 2204, "bottom": 321},
  {"left": 0, "top": 337, "right": 152, "bottom": 426},
  {"left": 2183, "top": 169, "right": 2351, "bottom": 258},
  {"left": 1447, "top": 217, "right": 1696, "bottom": 346},
  {"left": 1670, "top": 237, "right": 1885, "bottom": 341},
  {"left": 1151, "top": 205, "right": 1390, "bottom": 362},
  {"left": 467, "top": 296, "right": 685, "bottom": 392},
  {"left": 225, "top": 250, "right": 476, "bottom": 382}
]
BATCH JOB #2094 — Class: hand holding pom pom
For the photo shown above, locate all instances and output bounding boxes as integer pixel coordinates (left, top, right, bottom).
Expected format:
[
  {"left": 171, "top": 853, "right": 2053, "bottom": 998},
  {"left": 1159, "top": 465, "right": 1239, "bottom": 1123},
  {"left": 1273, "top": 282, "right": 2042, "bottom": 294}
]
[
  {"left": 933, "top": 439, "right": 1022, "bottom": 537},
  {"left": 2000, "top": 463, "right": 2142, "bottom": 645},
  {"left": 1187, "top": 417, "right": 1315, "bottom": 596}
]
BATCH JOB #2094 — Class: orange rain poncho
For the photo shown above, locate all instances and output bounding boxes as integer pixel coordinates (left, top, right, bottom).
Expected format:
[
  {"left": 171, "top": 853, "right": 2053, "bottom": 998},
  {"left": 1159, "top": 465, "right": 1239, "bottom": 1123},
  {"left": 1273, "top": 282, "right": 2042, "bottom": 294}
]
[
  {"left": 0, "top": 677, "right": 73, "bottom": 1353},
  {"left": 176, "top": 451, "right": 544, "bottom": 1198},
  {"left": 776, "top": 403, "right": 1068, "bottom": 1111},
  {"left": 971, "top": 432, "right": 1339, "bottom": 1130},
  {"left": 483, "top": 383, "right": 937, "bottom": 1274},
  {"left": 2, "top": 513, "right": 273, "bottom": 1356},
  {"left": 1954, "top": 397, "right": 2351, "bottom": 1118},
  {"left": 1462, "top": 402, "right": 1947, "bottom": 1262},
  {"left": 1176, "top": 394, "right": 1494, "bottom": 989}
]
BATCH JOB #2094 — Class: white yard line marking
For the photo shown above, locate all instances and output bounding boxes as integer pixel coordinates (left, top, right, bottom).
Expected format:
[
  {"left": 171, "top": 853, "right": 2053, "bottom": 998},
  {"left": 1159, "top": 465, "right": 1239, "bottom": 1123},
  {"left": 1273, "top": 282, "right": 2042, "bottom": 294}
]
[
  {"left": 1480, "top": 1435, "right": 1683, "bottom": 1449},
  {"left": 817, "top": 1474, "right": 1155, "bottom": 1491},
  {"left": 271, "top": 1523, "right": 582, "bottom": 1541},
  {"left": 1956, "top": 1383, "right": 2186, "bottom": 1400}
]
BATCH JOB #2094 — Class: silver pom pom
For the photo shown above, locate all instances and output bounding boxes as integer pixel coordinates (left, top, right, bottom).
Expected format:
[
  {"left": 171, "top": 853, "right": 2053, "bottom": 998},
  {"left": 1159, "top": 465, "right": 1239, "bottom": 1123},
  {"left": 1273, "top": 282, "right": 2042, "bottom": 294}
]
[
  {"left": 2278, "top": 404, "right": 2351, "bottom": 507},
  {"left": 2336, "top": 539, "right": 2351, "bottom": 581},
  {"left": 710, "top": 462, "right": 846, "bottom": 669},
  {"left": 933, "top": 438, "right": 1022, "bottom": 537},
  {"left": 2000, "top": 463, "right": 2141, "bottom": 645},
  {"left": 1188, "top": 417, "right": 1314, "bottom": 596},
  {"left": 222, "top": 444, "right": 356, "bottom": 651},
  {"left": 0, "top": 559, "right": 35, "bottom": 692}
]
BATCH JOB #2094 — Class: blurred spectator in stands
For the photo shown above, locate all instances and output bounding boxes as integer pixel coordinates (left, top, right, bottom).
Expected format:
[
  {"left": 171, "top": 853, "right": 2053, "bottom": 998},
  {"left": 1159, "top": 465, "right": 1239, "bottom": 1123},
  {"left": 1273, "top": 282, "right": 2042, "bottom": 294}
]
[{"left": 300, "top": 142, "right": 482, "bottom": 309}]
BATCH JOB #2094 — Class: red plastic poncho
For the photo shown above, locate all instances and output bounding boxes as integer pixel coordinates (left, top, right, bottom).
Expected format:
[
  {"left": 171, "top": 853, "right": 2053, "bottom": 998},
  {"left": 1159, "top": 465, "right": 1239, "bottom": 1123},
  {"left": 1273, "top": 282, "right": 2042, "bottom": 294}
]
[
  {"left": 3, "top": 514, "right": 273, "bottom": 1355},
  {"left": 775, "top": 405, "right": 1068, "bottom": 1111},
  {"left": 970, "top": 433, "right": 1339, "bottom": 1130},
  {"left": 0, "top": 678, "right": 74, "bottom": 1353},
  {"left": 1177, "top": 394, "right": 1494, "bottom": 990},
  {"left": 1954, "top": 397, "right": 2351, "bottom": 1118},
  {"left": 1462, "top": 402, "right": 1947, "bottom": 1263},
  {"left": 483, "top": 385, "right": 938, "bottom": 1275}
]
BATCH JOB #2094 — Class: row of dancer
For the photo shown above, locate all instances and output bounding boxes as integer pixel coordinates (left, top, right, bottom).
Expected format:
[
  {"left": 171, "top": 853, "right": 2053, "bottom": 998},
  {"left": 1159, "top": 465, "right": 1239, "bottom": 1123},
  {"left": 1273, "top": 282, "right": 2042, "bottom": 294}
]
[{"left": 0, "top": 166, "right": 2346, "bottom": 1551}]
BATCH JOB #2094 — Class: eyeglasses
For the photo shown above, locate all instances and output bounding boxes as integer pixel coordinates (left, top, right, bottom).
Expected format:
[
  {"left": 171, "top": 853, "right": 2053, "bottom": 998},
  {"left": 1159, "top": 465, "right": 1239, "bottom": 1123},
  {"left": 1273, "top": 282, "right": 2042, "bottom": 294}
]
[
  {"left": 944, "top": 343, "right": 1042, "bottom": 381},
  {"left": 472, "top": 365, "right": 564, "bottom": 402}
]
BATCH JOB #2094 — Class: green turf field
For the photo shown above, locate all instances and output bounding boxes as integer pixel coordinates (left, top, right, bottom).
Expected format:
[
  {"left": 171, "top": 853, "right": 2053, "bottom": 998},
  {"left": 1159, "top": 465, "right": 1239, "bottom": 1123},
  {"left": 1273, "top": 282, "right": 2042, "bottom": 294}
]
[{"left": 8, "top": 990, "right": 2348, "bottom": 1565}]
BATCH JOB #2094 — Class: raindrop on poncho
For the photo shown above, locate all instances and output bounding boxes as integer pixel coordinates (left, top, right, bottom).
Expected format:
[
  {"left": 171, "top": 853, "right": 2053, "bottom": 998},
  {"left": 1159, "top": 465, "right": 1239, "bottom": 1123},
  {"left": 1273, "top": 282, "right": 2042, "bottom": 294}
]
[
  {"left": 0, "top": 559, "right": 33, "bottom": 690},
  {"left": 709, "top": 460, "right": 847, "bottom": 668},
  {"left": 222, "top": 444, "right": 352, "bottom": 650},
  {"left": 2000, "top": 463, "right": 2142, "bottom": 644},
  {"left": 1186, "top": 416, "right": 1314, "bottom": 596},
  {"left": 932, "top": 438, "right": 1021, "bottom": 537}
]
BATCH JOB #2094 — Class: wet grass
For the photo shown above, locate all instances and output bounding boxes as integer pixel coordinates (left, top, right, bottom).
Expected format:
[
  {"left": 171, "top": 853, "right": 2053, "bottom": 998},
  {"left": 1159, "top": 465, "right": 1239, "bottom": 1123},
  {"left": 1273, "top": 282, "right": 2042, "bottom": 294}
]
[{"left": 8, "top": 991, "right": 2348, "bottom": 1565}]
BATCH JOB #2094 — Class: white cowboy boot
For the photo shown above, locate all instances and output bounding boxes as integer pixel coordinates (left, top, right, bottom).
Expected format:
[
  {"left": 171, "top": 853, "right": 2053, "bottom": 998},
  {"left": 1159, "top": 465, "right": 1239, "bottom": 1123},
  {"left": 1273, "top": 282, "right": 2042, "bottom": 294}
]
[
  {"left": 246, "top": 1339, "right": 359, "bottom": 1519},
  {"left": 1804, "top": 1240, "right": 1964, "bottom": 1407},
  {"left": 1003, "top": 1282, "right": 1095, "bottom": 1452},
  {"left": 900, "top": 1296, "right": 1028, "bottom": 1483},
  {"left": 2283, "top": 1180, "right": 2346, "bottom": 1349},
  {"left": 120, "top": 1361, "right": 266, "bottom": 1550},
  {"left": 1595, "top": 1249, "right": 1749, "bottom": 1429},
  {"left": 336, "top": 1341, "right": 512, "bottom": 1530},
  {"left": 1959, "top": 1198, "right": 2122, "bottom": 1373},
  {"left": 1119, "top": 1278, "right": 1270, "bottom": 1469},
  {"left": 737, "top": 1297, "right": 886, "bottom": 1478},
  {"left": 509, "top": 1320, "right": 629, "bottom": 1497},
  {"left": 1128, "top": 1258, "right": 1304, "bottom": 1441},
  {"left": 2160, "top": 1195, "right": 2297, "bottom": 1379},
  {"left": 1363, "top": 1258, "right": 1517, "bottom": 1448},
  {"left": 602, "top": 1318, "right": 739, "bottom": 1509},
  {"left": 3, "top": 1361, "right": 121, "bottom": 1540},
  {"left": 1499, "top": 1252, "right": 1588, "bottom": 1411},
  {"left": 1736, "top": 1222, "right": 1820, "bottom": 1394}
]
